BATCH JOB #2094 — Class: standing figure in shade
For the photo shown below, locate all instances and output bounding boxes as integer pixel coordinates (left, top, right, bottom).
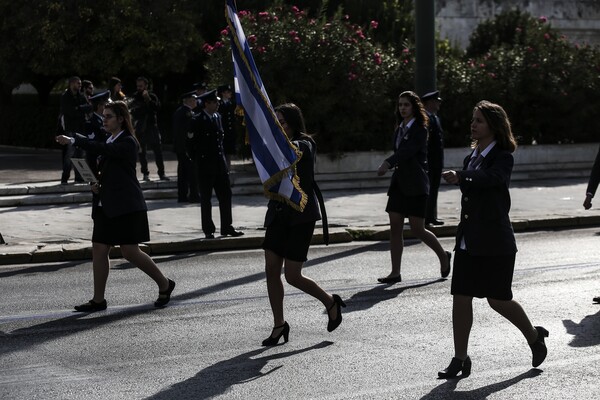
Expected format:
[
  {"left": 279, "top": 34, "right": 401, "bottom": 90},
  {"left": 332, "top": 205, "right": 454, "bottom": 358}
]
[
  {"left": 129, "top": 76, "right": 168, "bottom": 181},
  {"left": 55, "top": 101, "right": 175, "bottom": 312},
  {"left": 84, "top": 90, "right": 110, "bottom": 178},
  {"left": 59, "top": 76, "right": 92, "bottom": 184},
  {"left": 109, "top": 76, "right": 126, "bottom": 102},
  {"left": 217, "top": 84, "right": 237, "bottom": 168},
  {"left": 82, "top": 80, "right": 94, "bottom": 101},
  {"left": 193, "top": 81, "right": 208, "bottom": 112},
  {"left": 261, "top": 103, "right": 345, "bottom": 346},
  {"left": 172, "top": 90, "right": 200, "bottom": 203},
  {"left": 422, "top": 90, "right": 445, "bottom": 226},
  {"left": 186, "top": 89, "right": 243, "bottom": 239},
  {"left": 582, "top": 144, "right": 600, "bottom": 304},
  {"left": 376, "top": 91, "right": 451, "bottom": 284},
  {"left": 439, "top": 100, "right": 548, "bottom": 378}
]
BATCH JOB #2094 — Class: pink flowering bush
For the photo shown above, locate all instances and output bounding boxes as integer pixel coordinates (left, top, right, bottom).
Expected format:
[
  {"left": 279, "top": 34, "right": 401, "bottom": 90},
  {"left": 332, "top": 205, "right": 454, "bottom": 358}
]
[{"left": 203, "top": 4, "right": 411, "bottom": 153}]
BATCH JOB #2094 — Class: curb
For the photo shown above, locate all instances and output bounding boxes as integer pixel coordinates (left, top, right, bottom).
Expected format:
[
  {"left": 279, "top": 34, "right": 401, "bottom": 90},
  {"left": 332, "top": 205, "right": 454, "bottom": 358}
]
[{"left": 2, "top": 217, "right": 600, "bottom": 266}]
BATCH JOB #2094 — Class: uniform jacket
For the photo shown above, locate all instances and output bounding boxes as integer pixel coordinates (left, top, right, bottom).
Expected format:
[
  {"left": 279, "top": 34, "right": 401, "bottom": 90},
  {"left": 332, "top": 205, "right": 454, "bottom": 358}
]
[
  {"left": 172, "top": 105, "right": 195, "bottom": 155},
  {"left": 455, "top": 145, "right": 517, "bottom": 256},
  {"left": 83, "top": 113, "right": 108, "bottom": 177},
  {"left": 60, "top": 89, "right": 91, "bottom": 134},
  {"left": 585, "top": 144, "right": 600, "bottom": 196},
  {"left": 186, "top": 110, "right": 227, "bottom": 175},
  {"left": 385, "top": 122, "right": 429, "bottom": 196},
  {"left": 74, "top": 132, "right": 147, "bottom": 219},
  {"left": 218, "top": 99, "right": 237, "bottom": 154},
  {"left": 264, "top": 136, "right": 321, "bottom": 227},
  {"left": 426, "top": 112, "right": 444, "bottom": 170}
]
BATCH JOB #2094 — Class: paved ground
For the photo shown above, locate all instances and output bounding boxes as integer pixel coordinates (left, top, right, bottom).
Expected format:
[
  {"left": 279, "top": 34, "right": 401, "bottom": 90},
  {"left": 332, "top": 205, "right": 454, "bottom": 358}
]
[{"left": 1, "top": 145, "right": 600, "bottom": 265}]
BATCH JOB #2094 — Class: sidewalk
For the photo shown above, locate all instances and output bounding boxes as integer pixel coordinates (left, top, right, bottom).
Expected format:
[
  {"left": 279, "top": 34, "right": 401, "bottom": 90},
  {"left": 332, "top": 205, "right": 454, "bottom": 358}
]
[{"left": 1, "top": 146, "right": 599, "bottom": 265}]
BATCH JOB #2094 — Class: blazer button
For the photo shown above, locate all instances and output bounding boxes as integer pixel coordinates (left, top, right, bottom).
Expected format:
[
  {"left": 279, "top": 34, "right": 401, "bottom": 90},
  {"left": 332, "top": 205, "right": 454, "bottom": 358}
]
[
  {"left": 464, "top": 214, "right": 469, "bottom": 219},
  {"left": 464, "top": 197, "right": 469, "bottom": 202}
]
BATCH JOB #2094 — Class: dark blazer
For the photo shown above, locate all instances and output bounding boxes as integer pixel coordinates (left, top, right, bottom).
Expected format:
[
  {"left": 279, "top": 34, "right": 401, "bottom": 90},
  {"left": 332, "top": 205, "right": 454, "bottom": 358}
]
[
  {"left": 172, "top": 105, "right": 195, "bottom": 155},
  {"left": 585, "top": 144, "right": 600, "bottom": 196},
  {"left": 385, "top": 122, "right": 429, "bottom": 196},
  {"left": 60, "top": 89, "right": 91, "bottom": 133},
  {"left": 74, "top": 132, "right": 147, "bottom": 219},
  {"left": 264, "top": 136, "right": 321, "bottom": 227},
  {"left": 186, "top": 110, "right": 227, "bottom": 175},
  {"left": 455, "top": 145, "right": 517, "bottom": 256}
]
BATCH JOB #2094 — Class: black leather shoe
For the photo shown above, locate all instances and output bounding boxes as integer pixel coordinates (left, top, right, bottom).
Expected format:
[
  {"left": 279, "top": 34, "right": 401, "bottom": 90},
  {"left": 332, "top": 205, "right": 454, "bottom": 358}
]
[
  {"left": 74, "top": 299, "right": 107, "bottom": 312},
  {"left": 222, "top": 227, "right": 244, "bottom": 237},
  {"left": 529, "top": 326, "right": 549, "bottom": 367},
  {"left": 262, "top": 322, "right": 290, "bottom": 346},
  {"left": 155, "top": 279, "right": 176, "bottom": 308},
  {"left": 205, "top": 233, "right": 215, "bottom": 239},
  {"left": 441, "top": 251, "right": 452, "bottom": 278},
  {"left": 377, "top": 275, "right": 402, "bottom": 284},
  {"left": 327, "top": 294, "right": 346, "bottom": 332},
  {"left": 593, "top": 296, "right": 600, "bottom": 304},
  {"left": 426, "top": 219, "right": 444, "bottom": 226},
  {"left": 159, "top": 174, "right": 170, "bottom": 181},
  {"left": 438, "top": 356, "right": 471, "bottom": 379}
]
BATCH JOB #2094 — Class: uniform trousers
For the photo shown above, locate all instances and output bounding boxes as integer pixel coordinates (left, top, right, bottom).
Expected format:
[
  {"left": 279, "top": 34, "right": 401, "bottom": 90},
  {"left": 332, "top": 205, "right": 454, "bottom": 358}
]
[{"left": 198, "top": 165, "right": 233, "bottom": 235}]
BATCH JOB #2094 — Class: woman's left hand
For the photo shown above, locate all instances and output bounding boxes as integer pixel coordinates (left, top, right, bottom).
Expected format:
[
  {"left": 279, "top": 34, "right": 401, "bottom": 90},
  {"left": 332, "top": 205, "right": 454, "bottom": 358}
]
[
  {"left": 377, "top": 161, "right": 390, "bottom": 176},
  {"left": 55, "top": 135, "right": 72, "bottom": 145},
  {"left": 442, "top": 170, "right": 460, "bottom": 184}
]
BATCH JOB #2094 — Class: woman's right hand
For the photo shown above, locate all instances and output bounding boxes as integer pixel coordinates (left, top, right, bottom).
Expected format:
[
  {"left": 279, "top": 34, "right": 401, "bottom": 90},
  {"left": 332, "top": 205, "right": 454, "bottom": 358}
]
[
  {"left": 91, "top": 183, "right": 100, "bottom": 194},
  {"left": 377, "top": 161, "right": 390, "bottom": 176}
]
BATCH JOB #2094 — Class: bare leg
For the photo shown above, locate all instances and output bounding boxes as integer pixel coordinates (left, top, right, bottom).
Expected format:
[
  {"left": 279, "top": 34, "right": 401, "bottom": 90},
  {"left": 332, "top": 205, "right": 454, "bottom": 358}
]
[
  {"left": 408, "top": 215, "right": 450, "bottom": 272},
  {"left": 120, "top": 244, "right": 169, "bottom": 291},
  {"left": 284, "top": 259, "right": 336, "bottom": 319},
  {"left": 385, "top": 211, "right": 405, "bottom": 278},
  {"left": 488, "top": 298, "right": 539, "bottom": 344},
  {"left": 453, "top": 294, "right": 473, "bottom": 360},
  {"left": 91, "top": 242, "right": 111, "bottom": 302},
  {"left": 265, "top": 250, "right": 285, "bottom": 329}
]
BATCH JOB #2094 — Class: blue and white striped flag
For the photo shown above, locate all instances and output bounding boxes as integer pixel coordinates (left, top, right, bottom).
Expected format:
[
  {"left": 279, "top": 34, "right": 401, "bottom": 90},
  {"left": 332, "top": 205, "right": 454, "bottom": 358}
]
[{"left": 225, "top": 0, "right": 307, "bottom": 211}]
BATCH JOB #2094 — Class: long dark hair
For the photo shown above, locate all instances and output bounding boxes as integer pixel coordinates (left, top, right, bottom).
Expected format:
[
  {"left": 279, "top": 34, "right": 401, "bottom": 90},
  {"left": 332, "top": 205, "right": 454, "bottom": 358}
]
[
  {"left": 396, "top": 91, "right": 429, "bottom": 129},
  {"left": 275, "top": 103, "right": 311, "bottom": 141},
  {"left": 473, "top": 100, "right": 517, "bottom": 153},
  {"left": 105, "top": 101, "right": 139, "bottom": 145}
]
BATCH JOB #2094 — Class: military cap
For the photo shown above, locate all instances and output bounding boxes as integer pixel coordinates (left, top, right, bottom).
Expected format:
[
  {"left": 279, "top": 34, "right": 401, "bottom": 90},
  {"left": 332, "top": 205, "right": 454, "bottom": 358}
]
[
  {"left": 217, "top": 84, "right": 233, "bottom": 94},
  {"left": 193, "top": 82, "right": 208, "bottom": 90},
  {"left": 89, "top": 90, "right": 111, "bottom": 104},
  {"left": 180, "top": 90, "right": 198, "bottom": 100},
  {"left": 421, "top": 90, "right": 442, "bottom": 102},
  {"left": 197, "top": 89, "right": 220, "bottom": 103}
]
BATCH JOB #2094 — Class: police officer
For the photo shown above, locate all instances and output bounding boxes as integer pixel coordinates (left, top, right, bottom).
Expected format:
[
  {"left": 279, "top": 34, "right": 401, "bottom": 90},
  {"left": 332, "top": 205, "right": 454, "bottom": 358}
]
[
  {"left": 193, "top": 82, "right": 208, "bottom": 112},
  {"left": 186, "top": 89, "right": 243, "bottom": 239},
  {"left": 84, "top": 90, "right": 111, "bottom": 178},
  {"left": 173, "top": 91, "right": 200, "bottom": 203},
  {"left": 422, "top": 90, "right": 445, "bottom": 226},
  {"left": 217, "top": 84, "right": 237, "bottom": 167}
]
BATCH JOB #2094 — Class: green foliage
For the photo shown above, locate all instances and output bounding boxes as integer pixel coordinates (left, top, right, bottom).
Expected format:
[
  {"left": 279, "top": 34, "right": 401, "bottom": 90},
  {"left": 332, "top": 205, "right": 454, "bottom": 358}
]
[{"left": 204, "top": 3, "right": 415, "bottom": 153}]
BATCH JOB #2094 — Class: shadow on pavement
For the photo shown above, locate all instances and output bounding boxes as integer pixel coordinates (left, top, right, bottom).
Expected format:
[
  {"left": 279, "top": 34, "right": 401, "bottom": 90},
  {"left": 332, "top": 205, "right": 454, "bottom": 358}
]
[
  {"left": 344, "top": 279, "right": 446, "bottom": 314},
  {"left": 0, "top": 260, "right": 85, "bottom": 278},
  {"left": 421, "top": 369, "right": 542, "bottom": 399},
  {"left": 563, "top": 307, "right": 600, "bottom": 347},
  {"left": 146, "top": 341, "right": 334, "bottom": 400}
]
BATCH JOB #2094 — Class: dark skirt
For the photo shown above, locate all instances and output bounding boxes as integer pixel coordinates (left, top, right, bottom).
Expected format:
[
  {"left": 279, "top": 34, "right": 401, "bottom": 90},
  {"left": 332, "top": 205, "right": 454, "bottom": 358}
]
[
  {"left": 92, "top": 208, "right": 150, "bottom": 245},
  {"left": 262, "top": 219, "right": 316, "bottom": 263},
  {"left": 385, "top": 184, "right": 428, "bottom": 218},
  {"left": 451, "top": 249, "right": 516, "bottom": 300}
]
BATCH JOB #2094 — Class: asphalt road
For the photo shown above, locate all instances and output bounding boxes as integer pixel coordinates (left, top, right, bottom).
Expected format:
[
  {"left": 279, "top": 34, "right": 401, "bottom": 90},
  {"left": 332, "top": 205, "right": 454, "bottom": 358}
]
[{"left": 1, "top": 229, "right": 599, "bottom": 399}]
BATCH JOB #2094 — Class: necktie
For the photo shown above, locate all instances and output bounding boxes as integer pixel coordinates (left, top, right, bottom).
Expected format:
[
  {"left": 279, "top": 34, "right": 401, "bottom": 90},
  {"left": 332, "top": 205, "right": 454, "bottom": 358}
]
[
  {"left": 468, "top": 153, "right": 484, "bottom": 170},
  {"left": 395, "top": 125, "right": 406, "bottom": 149}
]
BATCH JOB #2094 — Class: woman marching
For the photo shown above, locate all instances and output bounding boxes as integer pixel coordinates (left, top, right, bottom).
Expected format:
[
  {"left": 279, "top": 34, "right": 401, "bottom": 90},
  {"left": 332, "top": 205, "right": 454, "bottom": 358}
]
[
  {"left": 261, "top": 103, "right": 345, "bottom": 346},
  {"left": 56, "top": 101, "right": 175, "bottom": 312},
  {"left": 376, "top": 91, "right": 451, "bottom": 284},
  {"left": 438, "top": 100, "right": 548, "bottom": 378}
]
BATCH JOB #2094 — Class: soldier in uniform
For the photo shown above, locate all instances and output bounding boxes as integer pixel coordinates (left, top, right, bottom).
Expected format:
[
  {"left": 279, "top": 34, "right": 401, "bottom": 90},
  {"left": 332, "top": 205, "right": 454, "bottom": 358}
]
[
  {"left": 186, "top": 89, "right": 244, "bottom": 239},
  {"left": 217, "top": 84, "right": 237, "bottom": 167},
  {"left": 129, "top": 76, "right": 169, "bottom": 181},
  {"left": 193, "top": 81, "right": 208, "bottom": 112},
  {"left": 84, "top": 90, "right": 111, "bottom": 178},
  {"left": 422, "top": 90, "right": 445, "bottom": 226},
  {"left": 172, "top": 91, "right": 200, "bottom": 203}
]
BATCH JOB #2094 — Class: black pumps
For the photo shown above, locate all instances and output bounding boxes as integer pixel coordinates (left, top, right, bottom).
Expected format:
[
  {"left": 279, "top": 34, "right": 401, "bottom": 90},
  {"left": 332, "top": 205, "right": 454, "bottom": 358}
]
[
  {"left": 530, "top": 326, "right": 549, "bottom": 367},
  {"left": 155, "top": 278, "right": 176, "bottom": 308},
  {"left": 262, "top": 322, "right": 290, "bottom": 346},
  {"left": 377, "top": 275, "right": 402, "bottom": 284},
  {"left": 74, "top": 299, "right": 107, "bottom": 312},
  {"left": 441, "top": 251, "right": 452, "bottom": 278},
  {"left": 327, "top": 294, "right": 346, "bottom": 332},
  {"left": 438, "top": 356, "right": 472, "bottom": 379}
]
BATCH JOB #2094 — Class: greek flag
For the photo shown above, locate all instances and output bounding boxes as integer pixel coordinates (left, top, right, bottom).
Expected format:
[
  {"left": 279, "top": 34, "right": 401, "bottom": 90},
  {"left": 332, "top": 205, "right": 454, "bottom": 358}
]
[{"left": 225, "top": 0, "right": 307, "bottom": 211}]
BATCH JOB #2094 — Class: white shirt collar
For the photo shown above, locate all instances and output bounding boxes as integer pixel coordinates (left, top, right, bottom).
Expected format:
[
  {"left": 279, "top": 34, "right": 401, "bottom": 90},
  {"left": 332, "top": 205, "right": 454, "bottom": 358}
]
[
  {"left": 401, "top": 117, "right": 416, "bottom": 130},
  {"left": 471, "top": 140, "right": 497, "bottom": 159},
  {"left": 106, "top": 130, "right": 124, "bottom": 144}
]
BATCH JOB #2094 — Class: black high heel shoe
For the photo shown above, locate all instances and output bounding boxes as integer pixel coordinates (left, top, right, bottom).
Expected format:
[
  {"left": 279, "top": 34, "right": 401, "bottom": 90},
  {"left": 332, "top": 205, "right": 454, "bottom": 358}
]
[
  {"left": 155, "top": 279, "right": 176, "bottom": 308},
  {"left": 438, "top": 356, "right": 471, "bottom": 379},
  {"left": 441, "top": 251, "right": 452, "bottom": 278},
  {"left": 327, "top": 294, "right": 346, "bottom": 332},
  {"left": 530, "top": 326, "right": 549, "bottom": 367},
  {"left": 262, "top": 322, "right": 290, "bottom": 346}
]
